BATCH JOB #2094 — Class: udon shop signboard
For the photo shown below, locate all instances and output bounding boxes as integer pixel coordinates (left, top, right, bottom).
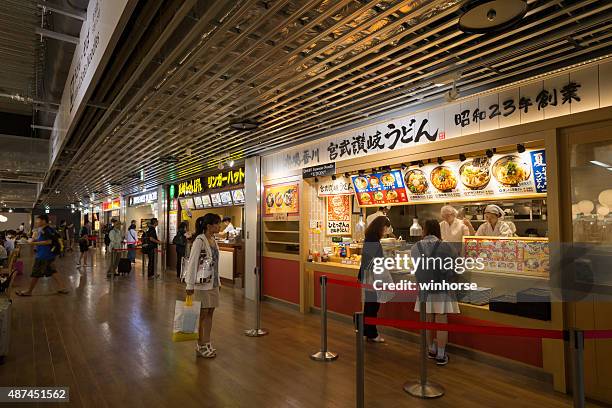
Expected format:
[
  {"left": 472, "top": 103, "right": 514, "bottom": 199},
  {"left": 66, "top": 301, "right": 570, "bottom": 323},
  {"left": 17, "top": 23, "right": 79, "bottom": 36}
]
[
  {"left": 402, "top": 149, "right": 547, "bottom": 203},
  {"left": 351, "top": 170, "right": 409, "bottom": 207},
  {"left": 326, "top": 195, "right": 351, "bottom": 235},
  {"left": 264, "top": 183, "right": 299, "bottom": 215}
]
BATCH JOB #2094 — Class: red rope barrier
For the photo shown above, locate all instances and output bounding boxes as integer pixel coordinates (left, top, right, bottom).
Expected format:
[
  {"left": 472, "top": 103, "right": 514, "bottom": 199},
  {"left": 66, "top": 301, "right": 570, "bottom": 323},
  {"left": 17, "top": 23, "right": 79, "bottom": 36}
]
[
  {"left": 326, "top": 277, "right": 364, "bottom": 289},
  {"left": 365, "top": 317, "right": 565, "bottom": 339},
  {"left": 584, "top": 329, "right": 612, "bottom": 339}
]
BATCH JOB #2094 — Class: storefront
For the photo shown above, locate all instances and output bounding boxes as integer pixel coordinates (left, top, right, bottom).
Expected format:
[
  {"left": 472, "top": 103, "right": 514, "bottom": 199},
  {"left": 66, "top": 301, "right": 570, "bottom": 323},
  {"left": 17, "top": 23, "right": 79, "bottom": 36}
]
[
  {"left": 169, "top": 166, "right": 246, "bottom": 287},
  {"left": 124, "top": 190, "right": 159, "bottom": 241},
  {"left": 260, "top": 60, "right": 612, "bottom": 401},
  {"left": 102, "top": 198, "right": 121, "bottom": 226}
]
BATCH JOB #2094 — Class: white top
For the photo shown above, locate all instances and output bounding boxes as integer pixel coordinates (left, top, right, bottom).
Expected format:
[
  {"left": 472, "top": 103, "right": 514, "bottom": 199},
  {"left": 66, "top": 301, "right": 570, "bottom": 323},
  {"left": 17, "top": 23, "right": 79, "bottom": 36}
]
[
  {"left": 223, "top": 223, "right": 235, "bottom": 234},
  {"left": 440, "top": 218, "right": 469, "bottom": 242},
  {"left": 475, "top": 221, "right": 515, "bottom": 237},
  {"left": 125, "top": 228, "right": 138, "bottom": 244}
]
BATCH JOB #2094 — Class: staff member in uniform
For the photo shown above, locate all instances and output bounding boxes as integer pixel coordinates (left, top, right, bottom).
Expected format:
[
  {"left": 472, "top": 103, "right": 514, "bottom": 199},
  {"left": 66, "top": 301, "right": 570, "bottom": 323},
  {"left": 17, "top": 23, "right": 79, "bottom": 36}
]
[
  {"left": 440, "top": 205, "right": 475, "bottom": 242},
  {"left": 476, "top": 204, "right": 516, "bottom": 237},
  {"left": 219, "top": 216, "right": 235, "bottom": 238}
]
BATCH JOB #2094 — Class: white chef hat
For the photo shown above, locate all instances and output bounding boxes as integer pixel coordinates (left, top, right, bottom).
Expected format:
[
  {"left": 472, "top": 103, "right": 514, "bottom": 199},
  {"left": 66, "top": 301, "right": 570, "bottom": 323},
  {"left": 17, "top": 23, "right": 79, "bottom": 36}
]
[{"left": 484, "top": 204, "right": 504, "bottom": 218}]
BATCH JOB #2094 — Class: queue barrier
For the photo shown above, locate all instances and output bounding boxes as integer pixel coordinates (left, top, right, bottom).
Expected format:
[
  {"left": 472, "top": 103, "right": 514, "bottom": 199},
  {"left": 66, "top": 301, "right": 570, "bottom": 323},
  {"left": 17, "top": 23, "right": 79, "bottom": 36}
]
[{"left": 315, "top": 275, "right": 612, "bottom": 408}]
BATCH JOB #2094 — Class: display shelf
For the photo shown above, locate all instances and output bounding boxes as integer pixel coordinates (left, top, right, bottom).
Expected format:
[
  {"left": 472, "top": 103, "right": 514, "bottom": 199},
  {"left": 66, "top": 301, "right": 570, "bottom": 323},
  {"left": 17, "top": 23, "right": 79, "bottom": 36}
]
[
  {"left": 265, "top": 230, "right": 300, "bottom": 234},
  {"left": 264, "top": 218, "right": 300, "bottom": 256},
  {"left": 263, "top": 251, "right": 300, "bottom": 261},
  {"left": 264, "top": 240, "right": 300, "bottom": 245}
]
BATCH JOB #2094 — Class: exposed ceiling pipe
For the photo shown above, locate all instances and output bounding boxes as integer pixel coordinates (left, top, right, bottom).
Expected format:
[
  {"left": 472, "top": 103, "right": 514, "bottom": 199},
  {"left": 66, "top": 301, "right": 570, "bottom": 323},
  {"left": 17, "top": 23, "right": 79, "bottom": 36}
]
[
  {"left": 37, "top": 2, "right": 86, "bottom": 21},
  {"left": 35, "top": 27, "right": 79, "bottom": 44}
]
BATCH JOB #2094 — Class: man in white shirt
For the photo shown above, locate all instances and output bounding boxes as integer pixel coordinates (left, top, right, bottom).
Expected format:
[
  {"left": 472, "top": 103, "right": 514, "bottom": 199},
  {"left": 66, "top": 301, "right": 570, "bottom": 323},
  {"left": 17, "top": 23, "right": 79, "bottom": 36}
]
[{"left": 220, "top": 216, "right": 236, "bottom": 238}]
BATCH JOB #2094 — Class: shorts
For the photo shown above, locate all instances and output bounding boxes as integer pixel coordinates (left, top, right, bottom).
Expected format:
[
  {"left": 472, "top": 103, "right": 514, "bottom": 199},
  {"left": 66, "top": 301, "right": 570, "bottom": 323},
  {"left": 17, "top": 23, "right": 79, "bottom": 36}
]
[
  {"left": 193, "top": 287, "right": 220, "bottom": 309},
  {"left": 31, "top": 259, "right": 57, "bottom": 278}
]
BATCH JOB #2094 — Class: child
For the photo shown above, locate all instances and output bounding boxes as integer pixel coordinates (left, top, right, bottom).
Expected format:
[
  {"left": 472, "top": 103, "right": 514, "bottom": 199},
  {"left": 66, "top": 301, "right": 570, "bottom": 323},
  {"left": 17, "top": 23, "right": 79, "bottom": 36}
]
[{"left": 78, "top": 232, "right": 90, "bottom": 268}]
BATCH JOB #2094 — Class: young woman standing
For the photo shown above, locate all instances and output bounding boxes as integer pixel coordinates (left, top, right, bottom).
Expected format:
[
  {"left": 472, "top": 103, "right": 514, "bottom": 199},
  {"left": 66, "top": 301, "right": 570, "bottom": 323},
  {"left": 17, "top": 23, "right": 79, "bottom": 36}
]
[{"left": 184, "top": 213, "right": 222, "bottom": 358}]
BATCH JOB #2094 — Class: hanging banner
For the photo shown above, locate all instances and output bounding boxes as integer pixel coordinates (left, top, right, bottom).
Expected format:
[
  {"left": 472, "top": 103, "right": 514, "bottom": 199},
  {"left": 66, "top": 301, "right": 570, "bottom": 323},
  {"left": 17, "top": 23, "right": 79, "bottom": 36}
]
[
  {"left": 264, "top": 183, "right": 299, "bottom": 215},
  {"left": 326, "top": 195, "right": 351, "bottom": 236},
  {"left": 318, "top": 177, "right": 354, "bottom": 197},
  {"left": 351, "top": 170, "right": 409, "bottom": 207},
  {"left": 401, "top": 148, "right": 546, "bottom": 203},
  {"left": 264, "top": 61, "right": 612, "bottom": 176}
]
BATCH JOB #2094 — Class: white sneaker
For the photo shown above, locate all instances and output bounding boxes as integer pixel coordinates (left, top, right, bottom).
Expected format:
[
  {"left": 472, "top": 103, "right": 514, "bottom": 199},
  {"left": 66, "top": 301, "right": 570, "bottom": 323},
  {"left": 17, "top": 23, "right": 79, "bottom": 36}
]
[
  {"left": 196, "top": 343, "right": 216, "bottom": 358},
  {"left": 367, "top": 335, "right": 386, "bottom": 343}
]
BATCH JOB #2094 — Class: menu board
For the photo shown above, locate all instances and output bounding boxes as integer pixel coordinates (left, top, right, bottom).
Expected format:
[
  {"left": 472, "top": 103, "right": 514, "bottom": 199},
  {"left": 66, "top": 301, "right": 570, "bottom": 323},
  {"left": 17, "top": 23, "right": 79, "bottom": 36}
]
[
  {"left": 201, "top": 194, "right": 212, "bottom": 208},
  {"left": 326, "top": 195, "right": 351, "bottom": 235},
  {"left": 351, "top": 170, "right": 409, "bottom": 207},
  {"left": 402, "top": 149, "right": 547, "bottom": 203},
  {"left": 464, "top": 236, "right": 549, "bottom": 277},
  {"left": 185, "top": 197, "right": 195, "bottom": 210},
  {"left": 220, "top": 191, "right": 233, "bottom": 206},
  {"left": 179, "top": 198, "right": 188, "bottom": 210},
  {"left": 264, "top": 183, "right": 299, "bottom": 215},
  {"left": 210, "top": 193, "right": 221, "bottom": 207},
  {"left": 193, "top": 195, "right": 204, "bottom": 209},
  {"left": 168, "top": 211, "right": 178, "bottom": 243},
  {"left": 231, "top": 189, "right": 245, "bottom": 205}
]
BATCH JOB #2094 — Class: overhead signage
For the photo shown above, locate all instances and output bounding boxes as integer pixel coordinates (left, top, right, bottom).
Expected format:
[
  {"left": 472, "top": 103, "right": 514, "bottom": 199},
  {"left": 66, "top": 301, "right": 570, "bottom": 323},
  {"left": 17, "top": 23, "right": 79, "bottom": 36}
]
[
  {"left": 178, "top": 177, "right": 204, "bottom": 197},
  {"left": 326, "top": 195, "right": 351, "bottom": 236},
  {"left": 128, "top": 191, "right": 158, "bottom": 207},
  {"left": 303, "top": 163, "right": 336, "bottom": 178},
  {"left": 401, "top": 148, "right": 546, "bottom": 203},
  {"left": 176, "top": 167, "right": 246, "bottom": 197},
  {"left": 318, "top": 177, "right": 354, "bottom": 197},
  {"left": 264, "top": 61, "right": 612, "bottom": 175},
  {"left": 102, "top": 199, "right": 120, "bottom": 211},
  {"left": 50, "top": 0, "right": 132, "bottom": 166},
  {"left": 207, "top": 167, "right": 245, "bottom": 189},
  {"left": 264, "top": 183, "right": 299, "bottom": 215},
  {"left": 352, "top": 170, "right": 409, "bottom": 207}
]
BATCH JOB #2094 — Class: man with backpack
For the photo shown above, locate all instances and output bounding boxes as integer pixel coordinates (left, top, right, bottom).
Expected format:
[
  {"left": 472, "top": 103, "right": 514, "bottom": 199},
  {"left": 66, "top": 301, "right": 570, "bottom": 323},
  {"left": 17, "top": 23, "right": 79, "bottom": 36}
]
[
  {"left": 15, "top": 214, "right": 69, "bottom": 297},
  {"left": 142, "top": 218, "right": 162, "bottom": 279}
]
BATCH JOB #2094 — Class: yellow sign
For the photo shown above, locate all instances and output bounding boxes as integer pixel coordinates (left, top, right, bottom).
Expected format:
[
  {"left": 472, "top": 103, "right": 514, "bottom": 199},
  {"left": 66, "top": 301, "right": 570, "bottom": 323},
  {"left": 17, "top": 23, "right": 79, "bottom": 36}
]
[
  {"left": 207, "top": 168, "right": 245, "bottom": 189},
  {"left": 178, "top": 178, "right": 203, "bottom": 197}
]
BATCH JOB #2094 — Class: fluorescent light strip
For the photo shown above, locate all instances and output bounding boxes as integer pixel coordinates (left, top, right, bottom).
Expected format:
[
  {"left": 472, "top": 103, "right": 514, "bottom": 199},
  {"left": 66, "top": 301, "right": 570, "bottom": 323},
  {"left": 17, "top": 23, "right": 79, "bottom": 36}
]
[{"left": 590, "top": 160, "right": 610, "bottom": 168}]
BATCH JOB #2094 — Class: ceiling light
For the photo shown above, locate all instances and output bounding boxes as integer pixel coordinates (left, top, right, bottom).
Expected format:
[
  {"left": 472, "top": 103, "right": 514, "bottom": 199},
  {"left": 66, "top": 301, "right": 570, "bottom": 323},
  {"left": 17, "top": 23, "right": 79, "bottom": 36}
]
[
  {"left": 344, "top": 172, "right": 350, "bottom": 178},
  {"left": 590, "top": 160, "right": 610, "bottom": 168},
  {"left": 228, "top": 160, "right": 235, "bottom": 168},
  {"left": 8, "top": 208, "right": 13, "bottom": 213},
  {"left": 230, "top": 118, "right": 259, "bottom": 131},
  {"left": 418, "top": 160, "right": 424, "bottom": 167},
  {"left": 314, "top": 177, "right": 319, "bottom": 183},
  {"left": 358, "top": 170, "right": 365, "bottom": 176},
  {"left": 331, "top": 175, "right": 337, "bottom": 181},
  {"left": 444, "top": 81, "right": 459, "bottom": 102},
  {"left": 459, "top": 153, "right": 467, "bottom": 162},
  {"left": 486, "top": 149, "right": 494, "bottom": 158},
  {"left": 400, "top": 164, "right": 407, "bottom": 170},
  {"left": 517, "top": 144, "right": 526, "bottom": 153},
  {"left": 218, "top": 162, "right": 225, "bottom": 170},
  {"left": 437, "top": 157, "right": 444, "bottom": 165},
  {"left": 458, "top": 0, "right": 527, "bottom": 34}
]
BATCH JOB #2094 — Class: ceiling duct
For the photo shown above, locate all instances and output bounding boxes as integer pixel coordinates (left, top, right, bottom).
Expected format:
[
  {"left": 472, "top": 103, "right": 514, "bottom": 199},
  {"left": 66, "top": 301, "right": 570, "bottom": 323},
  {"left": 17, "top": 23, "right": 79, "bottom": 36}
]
[{"left": 229, "top": 118, "right": 259, "bottom": 130}]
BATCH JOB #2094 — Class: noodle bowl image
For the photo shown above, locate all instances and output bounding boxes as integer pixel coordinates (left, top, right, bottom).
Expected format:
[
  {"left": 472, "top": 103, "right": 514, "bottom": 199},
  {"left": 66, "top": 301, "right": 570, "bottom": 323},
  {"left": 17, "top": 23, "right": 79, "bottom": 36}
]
[
  {"left": 492, "top": 155, "right": 531, "bottom": 186},
  {"left": 430, "top": 166, "right": 458, "bottom": 192}
]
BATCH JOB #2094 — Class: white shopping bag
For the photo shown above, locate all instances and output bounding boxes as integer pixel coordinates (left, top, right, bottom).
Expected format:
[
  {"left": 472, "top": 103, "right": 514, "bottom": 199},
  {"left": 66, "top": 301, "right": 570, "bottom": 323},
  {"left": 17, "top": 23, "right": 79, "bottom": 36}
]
[{"left": 172, "top": 296, "right": 201, "bottom": 342}]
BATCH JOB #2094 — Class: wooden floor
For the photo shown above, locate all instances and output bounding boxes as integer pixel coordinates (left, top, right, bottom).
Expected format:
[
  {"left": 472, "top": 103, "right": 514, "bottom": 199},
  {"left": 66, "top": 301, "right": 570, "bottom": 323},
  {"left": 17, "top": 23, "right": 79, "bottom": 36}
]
[{"left": 0, "top": 249, "right": 600, "bottom": 407}]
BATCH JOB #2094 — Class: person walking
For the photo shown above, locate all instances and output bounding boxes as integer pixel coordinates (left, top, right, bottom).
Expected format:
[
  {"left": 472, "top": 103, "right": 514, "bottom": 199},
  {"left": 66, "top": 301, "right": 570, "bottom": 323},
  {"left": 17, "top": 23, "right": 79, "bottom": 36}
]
[
  {"left": 125, "top": 223, "right": 138, "bottom": 264},
  {"left": 173, "top": 221, "right": 188, "bottom": 280},
  {"left": 78, "top": 230, "right": 90, "bottom": 268},
  {"left": 359, "top": 215, "right": 392, "bottom": 343},
  {"left": 66, "top": 222, "right": 75, "bottom": 251},
  {"left": 411, "top": 219, "right": 459, "bottom": 366},
  {"left": 144, "top": 218, "right": 161, "bottom": 279},
  {"left": 184, "top": 213, "right": 222, "bottom": 358},
  {"left": 107, "top": 219, "right": 123, "bottom": 277},
  {"left": 15, "top": 214, "right": 69, "bottom": 296}
]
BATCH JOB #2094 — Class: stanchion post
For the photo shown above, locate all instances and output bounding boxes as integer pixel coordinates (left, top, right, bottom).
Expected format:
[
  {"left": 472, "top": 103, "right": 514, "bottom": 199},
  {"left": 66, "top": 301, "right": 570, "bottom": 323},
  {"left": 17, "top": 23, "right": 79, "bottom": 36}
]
[
  {"left": 245, "top": 266, "right": 268, "bottom": 337},
  {"left": 571, "top": 329, "right": 585, "bottom": 408},
  {"left": 141, "top": 249, "right": 145, "bottom": 276},
  {"left": 403, "top": 300, "right": 444, "bottom": 399},
  {"left": 354, "top": 312, "right": 365, "bottom": 408},
  {"left": 311, "top": 275, "right": 338, "bottom": 361}
]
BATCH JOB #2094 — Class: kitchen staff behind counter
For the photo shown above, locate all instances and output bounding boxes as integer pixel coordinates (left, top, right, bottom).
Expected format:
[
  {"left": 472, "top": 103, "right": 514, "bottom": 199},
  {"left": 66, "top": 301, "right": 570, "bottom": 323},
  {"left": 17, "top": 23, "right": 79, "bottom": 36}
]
[
  {"left": 366, "top": 206, "right": 394, "bottom": 237},
  {"left": 475, "top": 204, "right": 516, "bottom": 237}
]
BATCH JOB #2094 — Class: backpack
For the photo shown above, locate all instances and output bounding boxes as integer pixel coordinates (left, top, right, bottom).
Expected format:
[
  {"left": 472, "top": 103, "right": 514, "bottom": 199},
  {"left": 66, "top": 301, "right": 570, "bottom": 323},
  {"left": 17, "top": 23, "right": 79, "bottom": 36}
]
[
  {"left": 141, "top": 230, "right": 153, "bottom": 253},
  {"left": 414, "top": 239, "right": 454, "bottom": 294},
  {"left": 45, "top": 226, "right": 64, "bottom": 256},
  {"left": 172, "top": 232, "right": 186, "bottom": 247}
]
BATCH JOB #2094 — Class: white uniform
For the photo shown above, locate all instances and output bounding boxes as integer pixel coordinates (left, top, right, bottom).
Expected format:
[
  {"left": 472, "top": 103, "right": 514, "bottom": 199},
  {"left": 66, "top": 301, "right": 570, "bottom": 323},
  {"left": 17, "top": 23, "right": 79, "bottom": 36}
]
[
  {"left": 475, "top": 221, "right": 515, "bottom": 237},
  {"left": 222, "top": 223, "right": 235, "bottom": 235},
  {"left": 440, "top": 218, "right": 469, "bottom": 242}
]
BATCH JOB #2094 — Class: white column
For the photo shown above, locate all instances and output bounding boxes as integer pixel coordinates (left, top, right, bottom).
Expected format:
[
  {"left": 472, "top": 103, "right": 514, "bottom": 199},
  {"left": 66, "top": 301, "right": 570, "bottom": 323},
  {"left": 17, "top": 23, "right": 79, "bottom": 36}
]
[{"left": 244, "top": 156, "right": 261, "bottom": 301}]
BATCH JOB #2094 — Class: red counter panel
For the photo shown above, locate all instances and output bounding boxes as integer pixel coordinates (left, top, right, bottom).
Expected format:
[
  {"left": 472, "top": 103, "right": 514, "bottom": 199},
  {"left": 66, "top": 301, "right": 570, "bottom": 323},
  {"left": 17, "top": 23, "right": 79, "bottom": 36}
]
[
  {"left": 312, "top": 270, "right": 543, "bottom": 368},
  {"left": 263, "top": 257, "right": 300, "bottom": 305}
]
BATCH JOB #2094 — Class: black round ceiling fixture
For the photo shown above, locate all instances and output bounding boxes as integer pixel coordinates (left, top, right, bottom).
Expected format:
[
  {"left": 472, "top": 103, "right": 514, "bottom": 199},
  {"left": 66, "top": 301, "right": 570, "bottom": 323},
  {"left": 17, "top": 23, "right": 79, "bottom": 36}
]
[
  {"left": 160, "top": 155, "right": 179, "bottom": 164},
  {"left": 458, "top": 0, "right": 527, "bottom": 34},
  {"left": 230, "top": 118, "right": 259, "bottom": 131}
]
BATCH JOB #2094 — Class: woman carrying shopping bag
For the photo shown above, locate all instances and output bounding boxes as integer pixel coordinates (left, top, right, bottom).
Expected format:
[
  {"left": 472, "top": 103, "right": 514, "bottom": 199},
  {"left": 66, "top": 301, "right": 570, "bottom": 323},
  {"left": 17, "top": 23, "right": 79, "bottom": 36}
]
[{"left": 184, "top": 213, "right": 222, "bottom": 358}]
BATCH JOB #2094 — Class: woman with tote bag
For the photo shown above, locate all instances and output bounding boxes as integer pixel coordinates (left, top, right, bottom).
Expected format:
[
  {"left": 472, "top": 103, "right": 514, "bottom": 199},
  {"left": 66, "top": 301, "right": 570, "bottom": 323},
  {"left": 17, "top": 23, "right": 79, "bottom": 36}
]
[{"left": 184, "top": 213, "right": 222, "bottom": 358}]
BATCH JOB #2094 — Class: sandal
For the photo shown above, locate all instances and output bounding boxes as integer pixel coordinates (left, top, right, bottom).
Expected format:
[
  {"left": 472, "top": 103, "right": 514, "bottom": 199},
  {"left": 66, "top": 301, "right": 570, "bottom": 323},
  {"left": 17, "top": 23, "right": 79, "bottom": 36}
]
[{"left": 15, "top": 290, "right": 32, "bottom": 297}]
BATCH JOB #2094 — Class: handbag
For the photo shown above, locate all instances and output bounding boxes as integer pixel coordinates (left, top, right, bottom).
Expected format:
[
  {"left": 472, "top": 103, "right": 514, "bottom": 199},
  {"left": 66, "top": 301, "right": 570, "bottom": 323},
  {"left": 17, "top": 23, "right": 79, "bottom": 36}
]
[
  {"left": 172, "top": 295, "right": 201, "bottom": 342},
  {"left": 364, "top": 255, "right": 395, "bottom": 304}
]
